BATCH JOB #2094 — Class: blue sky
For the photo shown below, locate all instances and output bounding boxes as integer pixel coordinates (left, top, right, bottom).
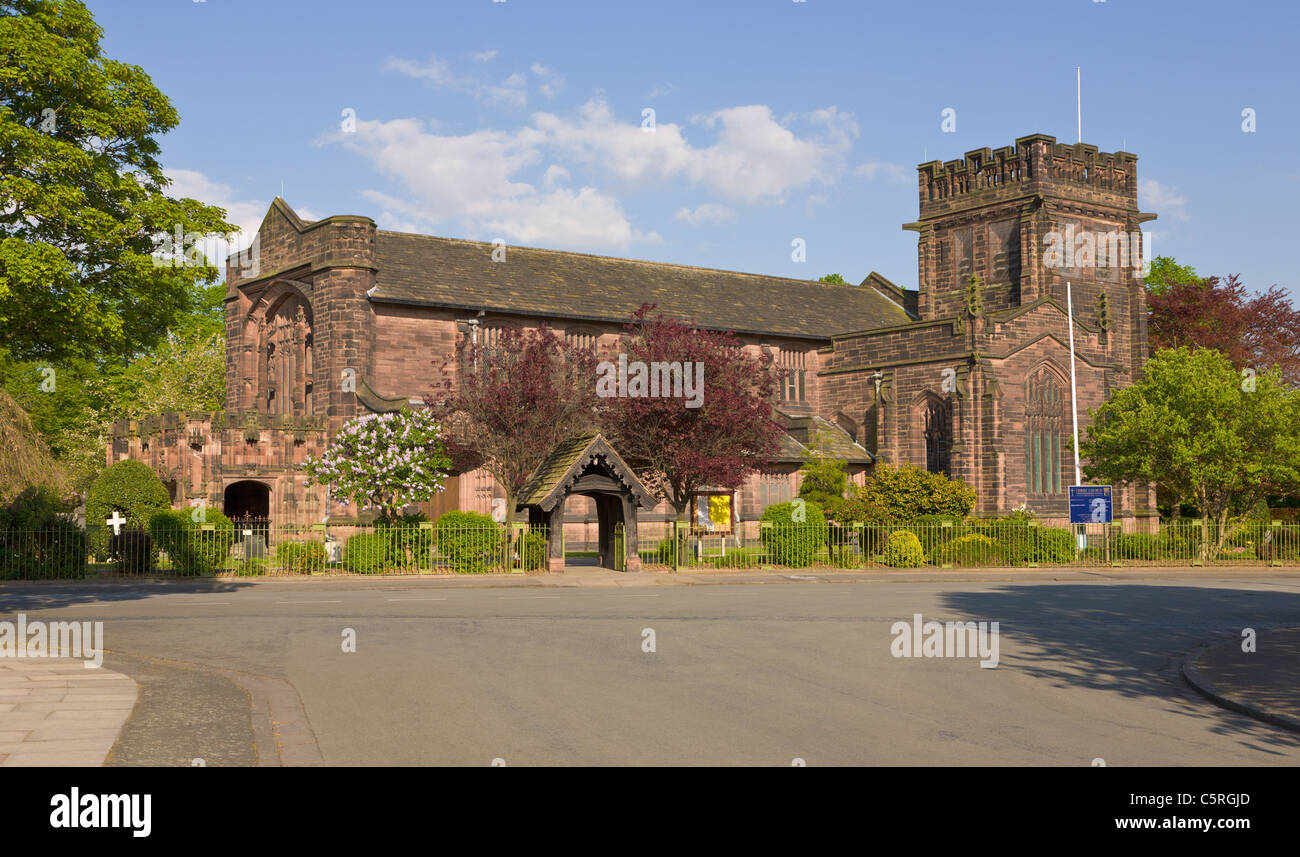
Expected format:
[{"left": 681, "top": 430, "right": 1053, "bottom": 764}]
[{"left": 88, "top": 0, "right": 1298, "bottom": 298}]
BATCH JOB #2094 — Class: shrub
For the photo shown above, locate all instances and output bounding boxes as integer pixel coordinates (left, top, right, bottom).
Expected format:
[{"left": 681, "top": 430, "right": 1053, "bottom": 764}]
[
  {"left": 882, "top": 530, "right": 926, "bottom": 568},
  {"left": 651, "top": 537, "right": 679, "bottom": 566},
  {"left": 906, "top": 514, "right": 966, "bottom": 557},
  {"left": 854, "top": 463, "right": 976, "bottom": 522},
  {"left": 86, "top": 460, "right": 171, "bottom": 561},
  {"left": 515, "top": 529, "right": 548, "bottom": 571},
  {"left": 435, "top": 510, "right": 502, "bottom": 573},
  {"left": 1113, "top": 533, "right": 1159, "bottom": 561},
  {"left": 0, "top": 486, "right": 87, "bottom": 580},
  {"left": 276, "top": 540, "right": 328, "bottom": 574},
  {"left": 760, "top": 500, "right": 826, "bottom": 568},
  {"left": 344, "top": 533, "right": 388, "bottom": 574},
  {"left": 1030, "top": 527, "right": 1077, "bottom": 564},
  {"left": 709, "top": 547, "right": 759, "bottom": 569},
  {"left": 931, "top": 533, "right": 1001, "bottom": 567},
  {"left": 149, "top": 509, "right": 234, "bottom": 575},
  {"left": 376, "top": 512, "right": 434, "bottom": 570}
]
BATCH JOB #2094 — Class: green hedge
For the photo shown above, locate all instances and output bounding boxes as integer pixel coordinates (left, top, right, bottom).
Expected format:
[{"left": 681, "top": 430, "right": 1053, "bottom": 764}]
[
  {"left": 931, "top": 533, "right": 1001, "bottom": 567},
  {"left": 343, "top": 533, "right": 388, "bottom": 574},
  {"left": 87, "top": 460, "right": 171, "bottom": 561},
  {"left": 882, "top": 530, "right": 925, "bottom": 568},
  {"left": 150, "top": 509, "right": 234, "bottom": 575},
  {"left": 276, "top": 540, "right": 328, "bottom": 573},
  {"left": 0, "top": 487, "right": 88, "bottom": 580},
  {"left": 436, "top": 510, "right": 503, "bottom": 573},
  {"left": 515, "top": 529, "right": 548, "bottom": 571},
  {"left": 760, "top": 500, "right": 826, "bottom": 568}
]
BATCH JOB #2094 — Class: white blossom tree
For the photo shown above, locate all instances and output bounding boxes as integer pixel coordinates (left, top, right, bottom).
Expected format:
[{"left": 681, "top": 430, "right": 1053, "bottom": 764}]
[{"left": 302, "top": 410, "right": 452, "bottom": 520}]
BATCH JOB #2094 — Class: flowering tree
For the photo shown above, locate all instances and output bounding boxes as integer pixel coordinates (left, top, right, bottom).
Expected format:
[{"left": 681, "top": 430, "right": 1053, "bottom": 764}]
[{"left": 302, "top": 410, "right": 452, "bottom": 520}]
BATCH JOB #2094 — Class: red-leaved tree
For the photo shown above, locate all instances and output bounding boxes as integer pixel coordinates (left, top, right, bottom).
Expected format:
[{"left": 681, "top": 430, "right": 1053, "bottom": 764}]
[
  {"left": 1149, "top": 274, "right": 1300, "bottom": 386},
  {"left": 598, "top": 304, "right": 784, "bottom": 525},
  {"left": 426, "top": 324, "right": 599, "bottom": 546}
]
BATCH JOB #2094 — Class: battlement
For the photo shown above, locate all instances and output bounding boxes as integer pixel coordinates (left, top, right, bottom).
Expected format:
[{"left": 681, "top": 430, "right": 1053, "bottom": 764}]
[
  {"left": 918, "top": 134, "right": 1138, "bottom": 207},
  {"left": 109, "top": 410, "right": 329, "bottom": 439}
]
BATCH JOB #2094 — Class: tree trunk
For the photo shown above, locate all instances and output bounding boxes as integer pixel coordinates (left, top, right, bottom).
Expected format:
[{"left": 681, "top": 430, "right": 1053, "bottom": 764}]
[
  {"left": 503, "top": 489, "right": 516, "bottom": 573},
  {"left": 672, "top": 500, "right": 689, "bottom": 572}
]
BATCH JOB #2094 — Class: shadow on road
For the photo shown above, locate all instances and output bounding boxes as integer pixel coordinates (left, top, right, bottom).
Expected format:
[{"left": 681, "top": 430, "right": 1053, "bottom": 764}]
[
  {"left": 0, "top": 579, "right": 256, "bottom": 612},
  {"left": 942, "top": 583, "right": 1300, "bottom": 755}
]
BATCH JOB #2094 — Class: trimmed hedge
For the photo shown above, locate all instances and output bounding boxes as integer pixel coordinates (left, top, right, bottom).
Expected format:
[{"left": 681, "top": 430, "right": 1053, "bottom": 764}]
[
  {"left": 276, "top": 540, "right": 328, "bottom": 573},
  {"left": 515, "top": 529, "right": 548, "bottom": 571},
  {"left": 0, "top": 486, "right": 88, "bottom": 580},
  {"left": 343, "top": 533, "right": 388, "bottom": 574},
  {"left": 435, "top": 510, "right": 502, "bottom": 573},
  {"left": 87, "top": 460, "right": 171, "bottom": 561},
  {"left": 931, "top": 533, "right": 1001, "bottom": 567},
  {"left": 150, "top": 509, "right": 234, "bottom": 575},
  {"left": 760, "top": 500, "right": 826, "bottom": 568}
]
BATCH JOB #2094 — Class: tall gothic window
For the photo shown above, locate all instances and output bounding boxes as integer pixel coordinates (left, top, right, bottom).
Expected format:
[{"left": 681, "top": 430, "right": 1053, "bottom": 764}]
[
  {"left": 1025, "top": 368, "right": 1064, "bottom": 496},
  {"left": 778, "top": 350, "right": 806, "bottom": 403},
  {"left": 262, "top": 299, "right": 313, "bottom": 416},
  {"left": 923, "top": 397, "right": 952, "bottom": 476}
]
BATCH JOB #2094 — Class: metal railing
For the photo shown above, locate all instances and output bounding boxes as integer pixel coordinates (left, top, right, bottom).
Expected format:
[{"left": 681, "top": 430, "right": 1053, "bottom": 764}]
[
  {"left": 1, "top": 522, "right": 549, "bottom": 579},
  {"left": 632, "top": 519, "right": 1300, "bottom": 571},
  {"left": 2, "top": 518, "right": 1297, "bottom": 579}
]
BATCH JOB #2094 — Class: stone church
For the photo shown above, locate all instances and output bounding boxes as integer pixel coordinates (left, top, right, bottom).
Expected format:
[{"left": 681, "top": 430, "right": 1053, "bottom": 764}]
[{"left": 109, "top": 133, "right": 1157, "bottom": 534}]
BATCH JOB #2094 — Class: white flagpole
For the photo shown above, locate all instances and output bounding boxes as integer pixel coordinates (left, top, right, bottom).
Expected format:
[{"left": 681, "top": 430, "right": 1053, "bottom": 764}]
[
  {"left": 1067, "top": 281, "right": 1082, "bottom": 486},
  {"left": 1076, "top": 67, "right": 1082, "bottom": 143}
]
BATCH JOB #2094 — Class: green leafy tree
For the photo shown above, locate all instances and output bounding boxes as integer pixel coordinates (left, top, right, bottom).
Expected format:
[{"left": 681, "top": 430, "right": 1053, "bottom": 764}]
[
  {"left": 797, "top": 429, "right": 848, "bottom": 508},
  {"left": 1143, "top": 256, "right": 1202, "bottom": 297},
  {"left": 1081, "top": 347, "right": 1300, "bottom": 559},
  {"left": 818, "top": 273, "right": 847, "bottom": 284},
  {"left": 0, "top": 0, "right": 234, "bottom": 363}
]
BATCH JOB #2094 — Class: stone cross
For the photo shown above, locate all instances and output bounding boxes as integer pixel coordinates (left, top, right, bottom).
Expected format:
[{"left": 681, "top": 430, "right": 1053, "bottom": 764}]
[{"left": 106, "top": 511, "right": 127, "bottom": 535}]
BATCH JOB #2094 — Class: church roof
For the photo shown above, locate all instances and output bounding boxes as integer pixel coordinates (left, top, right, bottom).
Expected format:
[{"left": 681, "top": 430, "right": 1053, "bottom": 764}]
[{"left": 371, "top": 230, "right": 913, "bottom": 340}]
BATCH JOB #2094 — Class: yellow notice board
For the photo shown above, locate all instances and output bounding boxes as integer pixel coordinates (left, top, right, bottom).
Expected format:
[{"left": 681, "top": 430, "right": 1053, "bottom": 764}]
[{"left": 694, "top": 493, "right": 733, "bottom": 533}]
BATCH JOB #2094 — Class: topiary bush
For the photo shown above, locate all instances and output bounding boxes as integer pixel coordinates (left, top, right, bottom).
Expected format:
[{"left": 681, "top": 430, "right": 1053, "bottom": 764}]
[
  {"left": 276, "top": 540, "right": 328, "bottom": 574},
  {"left": 150, "top": 508, "right": 234, "bottom": 575},
  {"left": 760, "top": 500, "right": 826, "bottom": 568},
  {"left": 86, "top": 460, "right": 171, "bottom": 561},
  {"left": 882, "top": 530, "right": 926, "bottom": 568},
  {"left": 344, "top": 533, "right": 388, "bottom": 574},
  {"left": 435, "top": 510, "right": 502, "bottom": 573},
  {"left": 931, "top": 533, "right": 1001, "bottom": 567}
]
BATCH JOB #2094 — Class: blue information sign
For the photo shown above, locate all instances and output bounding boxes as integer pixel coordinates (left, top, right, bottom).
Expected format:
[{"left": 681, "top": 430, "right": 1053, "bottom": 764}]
[{"left": 1068, "top": 485, "right": 1112, "bottom": 524}]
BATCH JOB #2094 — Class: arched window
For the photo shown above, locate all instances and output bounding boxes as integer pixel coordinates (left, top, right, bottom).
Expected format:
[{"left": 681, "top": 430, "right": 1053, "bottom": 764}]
[
  {"left": 261, "top": 298, "right": 313, "bottom": 416},
  {"left": 1025, "top": 368, "right": 1064, "bottom": 496},
  {"left": 923, "top": 397, "right": 952, "bottom": 476}
]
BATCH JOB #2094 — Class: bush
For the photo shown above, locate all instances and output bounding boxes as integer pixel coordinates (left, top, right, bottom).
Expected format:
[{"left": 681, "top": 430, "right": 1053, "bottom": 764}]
[
  {"left": 906, "top": 514, "right": 966, "bottom": 557},
  {"left": 86, "top": 460, "right": 171, "bottom": 561},
  {"left": 854, "top": 463, "right": 976, "bottom": 522},
  {"left": 760, "top": 500, "right": 827, "bottom": 568},
  {"left": 435, "top": 510, "right": 502, "bottom": 573},
  {"left": 344, "top": 533, "right": 388, "bottom": 574},
  {"left": 515, "top": 529, "right": 548, "bottom": 571},
  {"left": 0, "top": 486, "right": 88, "bottom": 579},
  {"left": 708, "top": 547, "right": 760, "bottom": 569},
  {"left": 882, "top": 530, "right": 926, "bottom": 568},
  {"left": 276, "top": 540, "right": 328, "bottom": 574},
  {"left": 376, "top": 512, "right": 434, "bottom": 570},
  {"left": 150, "top": 509, "right": 234, "bottom": 575},
  {"left": 1113, "top": 533, "right": 1159, "bottom": 561},
  {"left": 931, "top": 533, "right": 1001, "bottom": 567}
]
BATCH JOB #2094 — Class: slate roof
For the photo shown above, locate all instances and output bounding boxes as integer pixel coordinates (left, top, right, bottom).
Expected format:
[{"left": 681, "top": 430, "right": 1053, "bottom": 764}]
[
  {"left": 372, "top": 230, "right": 913, "bottom": 340},
  {"left": 772, "top": 414, "right": 874, "bottom": 464},
  {"left": 515, "top": 433, "right": 657, "bottom": 512}
]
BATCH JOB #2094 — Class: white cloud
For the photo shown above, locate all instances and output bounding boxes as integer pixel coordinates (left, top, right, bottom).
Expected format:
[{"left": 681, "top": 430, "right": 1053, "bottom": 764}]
[
  {"left": 530, "top": 63, "right": 564, "bottom": 98},
  {"left": 534, "top": 98, "right": 854, "bottom": 203},
  {"left": 470, "top": 50, "right": 499, "bottom": 62},
  {"left": 648, "top": 82, "right": 674, "bottom": 99},
  {"left": 854, "top": 160, "right": 909, "bottom": 184},
  {"left": 1140, "top": 179, "right": 1188, "bottom": 221},
  {"left": 385, "top": 53, "right": 530, "bottom": 108},
  {"left": 333, "top": 118, "right": 655, "bottom": 250},
  {"left": 674, "top": 203, "right": 736, "bottom": 225}
]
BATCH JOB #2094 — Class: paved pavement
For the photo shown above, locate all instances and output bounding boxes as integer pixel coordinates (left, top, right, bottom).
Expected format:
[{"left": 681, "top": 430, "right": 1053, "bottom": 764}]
[
  {"left": 1182, "top": 627, "right": 1300, "bottom": 732},
  {"left": 0, "top": 658, "right": 138, "bottom": 766},
  {"left": 3, "top": 571, "right": 1300, "bottom": 765}
]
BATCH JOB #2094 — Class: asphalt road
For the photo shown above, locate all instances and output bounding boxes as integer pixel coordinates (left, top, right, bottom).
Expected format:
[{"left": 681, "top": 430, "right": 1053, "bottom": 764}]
[{"left": 4, "top": 574, "right": 1300, "bottom": 765}]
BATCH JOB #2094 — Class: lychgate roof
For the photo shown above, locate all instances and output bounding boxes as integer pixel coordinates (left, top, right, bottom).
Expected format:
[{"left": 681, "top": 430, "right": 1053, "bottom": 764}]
[{"left": 515, "top": 433, "right": 657, "bottom": 512}]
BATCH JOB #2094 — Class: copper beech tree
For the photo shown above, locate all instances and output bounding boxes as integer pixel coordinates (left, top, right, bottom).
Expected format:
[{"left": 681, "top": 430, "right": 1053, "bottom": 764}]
[
  {"left": 426, "top": 324, "right": 599, "bottom": 551},
  {"left": 598, "top": 304, "right": 784, "bottom": 527}
]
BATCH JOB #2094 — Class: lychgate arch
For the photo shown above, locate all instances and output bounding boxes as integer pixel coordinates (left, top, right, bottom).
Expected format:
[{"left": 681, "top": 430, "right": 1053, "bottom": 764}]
[{"left": 515, "top": 433, "right": 657, "bottom": 572}]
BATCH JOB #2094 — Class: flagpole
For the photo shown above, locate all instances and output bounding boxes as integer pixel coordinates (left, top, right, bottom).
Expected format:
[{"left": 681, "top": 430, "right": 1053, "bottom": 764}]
[{"left": 1067, "top": 280, "right": 1082, "bottom": 487}]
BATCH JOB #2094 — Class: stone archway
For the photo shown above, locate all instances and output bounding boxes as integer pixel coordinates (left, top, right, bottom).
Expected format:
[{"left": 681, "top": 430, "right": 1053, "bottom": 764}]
[
  {"left": 515, "top": 434, "right": 656, "bottom": 572},
  {"left": 223, "top": 480, "right": 270, "bottom": 520}
]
